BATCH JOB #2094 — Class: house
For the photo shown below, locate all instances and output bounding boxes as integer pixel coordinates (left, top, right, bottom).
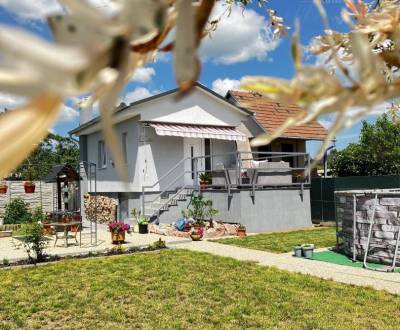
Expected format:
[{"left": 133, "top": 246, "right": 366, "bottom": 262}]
[{"left": 70, "top": 83, "right": 327, "bottom": 232}]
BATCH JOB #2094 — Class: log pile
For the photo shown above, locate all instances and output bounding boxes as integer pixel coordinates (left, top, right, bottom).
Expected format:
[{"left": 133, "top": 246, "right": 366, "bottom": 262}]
[{"left": 84, "top": 194, "right": 117, "bottom": 224}]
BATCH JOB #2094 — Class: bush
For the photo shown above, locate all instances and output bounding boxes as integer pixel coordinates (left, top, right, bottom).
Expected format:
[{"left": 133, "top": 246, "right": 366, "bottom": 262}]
[
  {"left": 3, "top": 198, "right": 32, "bottom": 224},
  {"left": 18, "top": 222, "right": 47, "bottom": 263}
]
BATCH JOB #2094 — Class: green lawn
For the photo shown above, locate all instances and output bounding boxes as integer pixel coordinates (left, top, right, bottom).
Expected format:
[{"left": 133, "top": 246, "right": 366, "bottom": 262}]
[
  {"left": 0, "top": 249, "right": 399, "bottom": 329},
  {"left": 211, "top": 227, "right": 337, "bottom": 253}
]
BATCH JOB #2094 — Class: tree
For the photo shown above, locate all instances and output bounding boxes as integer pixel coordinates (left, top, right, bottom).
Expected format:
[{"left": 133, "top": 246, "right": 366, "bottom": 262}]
[
  {"left": 329, "top": 115, "right": 400, "bottom": 176},
  {"left": 7, "top": 134, "right": 79, "bottom": 181}
]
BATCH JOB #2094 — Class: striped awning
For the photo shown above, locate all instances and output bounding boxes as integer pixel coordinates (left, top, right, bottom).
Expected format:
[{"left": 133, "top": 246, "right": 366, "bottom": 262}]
[{"left": 149, "top": 123, "right": 247, "bottom": 141}]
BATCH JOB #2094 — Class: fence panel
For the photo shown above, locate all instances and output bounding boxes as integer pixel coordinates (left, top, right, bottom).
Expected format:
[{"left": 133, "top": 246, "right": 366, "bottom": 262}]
[{"left": 311, "top": 175, "right": 400, "bottom": 221}]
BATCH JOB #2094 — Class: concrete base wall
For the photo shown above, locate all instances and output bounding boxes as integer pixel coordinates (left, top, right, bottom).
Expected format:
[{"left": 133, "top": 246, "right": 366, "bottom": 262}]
[{"left": 120, "top": 188, "right": 312, "bottom": 233}]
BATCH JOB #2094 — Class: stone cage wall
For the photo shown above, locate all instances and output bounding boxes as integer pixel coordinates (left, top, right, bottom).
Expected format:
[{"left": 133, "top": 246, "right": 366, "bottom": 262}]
[{"left": 336, "top": 191, "right": 400, "bottom": 265}]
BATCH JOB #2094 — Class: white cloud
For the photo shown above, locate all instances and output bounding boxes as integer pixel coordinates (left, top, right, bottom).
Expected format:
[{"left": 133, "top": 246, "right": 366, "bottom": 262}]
[
  {"left": 130, "top": 67, "right": 155, "bottom": 84},
  {"left": 57, "top": 104, "right": 79, "bottom": 122},
  {"left": 318, "top": 119, "right": 333, "bottom": 129},
  {"left": 0, "top": 92, "right": 26, "bottom": 110},
  {"left": 199, "top": 3, "right": 280, "bottom": 64},
  {"left": 0, "top": 0, "right": 63, "bottom": 20},
  {"left": 124, "top": 87, "right": 156, "bottom": 104},
  {"left": 212, "top": 78, "right": 240, "bottom": 96}
]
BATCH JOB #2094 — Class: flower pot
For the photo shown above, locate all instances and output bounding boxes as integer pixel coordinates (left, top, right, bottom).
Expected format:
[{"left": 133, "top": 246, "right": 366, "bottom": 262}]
[
  {"left": 237, "top": 228, "right": 246, "bottom": 237},
  {"left": 190, "top": 234, "right": 202, "bottom": 241},
  {"left": 42, "top": 224, "right": 53, "bottom": 236},
  {"left": 24, "top": 182, "right": 36, "bottom": 193},
  {"left": 138, "top": 223, "right": 148, "bottom": 234},
  {"left": 293, "top": 245, "right": 302, "bottom": 257},
  {"left": 302, "top": 245, "right": 314, "bottom": 259},
  {"left": 200, "top": 181, "right": 208, "bottom": 189},
  {"left": 0, "top": 185, "right": 7, "bottom": 194},
  {"left": 111, "top": 231, "right": 125, "bottom": 244}
]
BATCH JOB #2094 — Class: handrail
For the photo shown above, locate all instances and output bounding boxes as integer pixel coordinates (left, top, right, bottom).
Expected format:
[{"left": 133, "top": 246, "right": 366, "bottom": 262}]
[{"left": 142, "top": 156, "right": 190, "bottom": 189}]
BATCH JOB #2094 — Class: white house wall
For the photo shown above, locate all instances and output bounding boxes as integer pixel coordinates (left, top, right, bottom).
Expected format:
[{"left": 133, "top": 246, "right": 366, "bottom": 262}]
[
  {"left": 86, "top": 117, "right": 140, "bottom": 192},
  {"left": 139, "top": 88, "right": 247, "bottom": 127}
]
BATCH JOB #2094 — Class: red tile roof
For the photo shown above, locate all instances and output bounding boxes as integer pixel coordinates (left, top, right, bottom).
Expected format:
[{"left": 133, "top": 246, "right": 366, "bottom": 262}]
[{"left": 229, "top": 90, "right": 328, "bottom": 140}]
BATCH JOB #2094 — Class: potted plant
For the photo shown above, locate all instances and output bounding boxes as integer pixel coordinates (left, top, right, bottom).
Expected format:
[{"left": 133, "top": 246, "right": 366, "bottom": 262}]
[
  {"left": 0, "top": 181, "right": 7, "bottom": 194},
  {"left": 302, "top": 244, "right": 315, "bottom": 259},
  {"left": 131, "top": 208, "right": 149, "bottom": 234},
  {"left": 187, "top": 193, "right": 218, "bottom": 230},
  {"left": 108, "top": 221, "right": 131, "bottom": 244},
  {"left": 190, "top": 226, "right": 204, "bottom": 241},
  {"left": 293, "top": 245, "right": 302, "bottom": 257},
  {"left": 24, "top": 164, "right": 36, "bottom": 193},
  {"left": 199, "top": 172, "right": 211, "bottom": 189},
  {"left": 237, "top": 224, "right": 246, "bottom": 237},
  {"left": 138, "top": 216, "right": 149, "bottom": 234}
]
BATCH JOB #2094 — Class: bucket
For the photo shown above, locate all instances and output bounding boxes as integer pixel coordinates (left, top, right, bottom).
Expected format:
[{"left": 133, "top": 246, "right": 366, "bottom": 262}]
[{"left": 293, "top": 245, "right": 303, "bottom": 257}]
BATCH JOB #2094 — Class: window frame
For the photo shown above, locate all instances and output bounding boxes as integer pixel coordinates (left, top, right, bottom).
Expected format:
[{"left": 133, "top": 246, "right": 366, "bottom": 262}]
[{"left": 98, "top": 140, "right": 107, "bottom": 169}]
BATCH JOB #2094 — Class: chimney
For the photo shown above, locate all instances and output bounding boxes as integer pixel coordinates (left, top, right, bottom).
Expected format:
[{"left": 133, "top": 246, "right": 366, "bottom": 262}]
[{"left": 78, "top": 97, "right": 93, "bottom": 125}]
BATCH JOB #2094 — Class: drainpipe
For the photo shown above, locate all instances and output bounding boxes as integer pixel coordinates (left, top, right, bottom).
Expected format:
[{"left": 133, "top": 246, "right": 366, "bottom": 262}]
[{"left": 323, "top": 139, "right": 336, "bottom": 178}]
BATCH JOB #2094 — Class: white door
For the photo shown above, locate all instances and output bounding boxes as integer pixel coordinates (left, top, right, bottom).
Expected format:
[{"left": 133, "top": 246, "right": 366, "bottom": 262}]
[{"left": 184, "top": 138, "right": 204, "bottom": 186}]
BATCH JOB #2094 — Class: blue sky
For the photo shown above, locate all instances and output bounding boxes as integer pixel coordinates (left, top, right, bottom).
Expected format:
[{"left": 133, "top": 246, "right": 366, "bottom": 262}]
[{"left": 0, "top": 0, "right": 383, "bottom": 155}]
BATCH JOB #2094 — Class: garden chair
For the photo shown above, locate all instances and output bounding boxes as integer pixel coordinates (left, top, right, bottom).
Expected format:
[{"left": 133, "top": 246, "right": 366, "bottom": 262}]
[{"left": 52, "top": 223, "right": 81, "bottom": 247}]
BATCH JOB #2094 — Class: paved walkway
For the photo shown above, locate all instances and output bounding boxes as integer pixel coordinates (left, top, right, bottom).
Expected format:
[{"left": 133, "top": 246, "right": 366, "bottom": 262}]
[
  {"left": 0, "top": 226, "right": 188, "bottom": 262},
  {"left": 169, "top": 240, "right": 400, "bottom": 295}
]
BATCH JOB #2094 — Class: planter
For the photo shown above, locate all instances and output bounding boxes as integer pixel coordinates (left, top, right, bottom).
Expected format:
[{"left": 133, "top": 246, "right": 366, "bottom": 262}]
[
  {"left": 237, "top": 228, "right": 246, "bottom": 237},
  {"left": 111, "top": 231, "right": 125, "bottom": 244},
  {"left": 42, "top": 224, "right": 54, "bottom": 236},
  {"left": 0, "top": 185, "right": 7, "bottom": 194},
  {"left": 138, "top": 223, "right": 148, "bottom": 234},
  {"left": 200, "top": 181, "right": 209, "bottom": 189},
  {"left": 24, "top": 182, "right": 36, "bottom": 193},
  {"left": 302, "top": 245, "right": 314, "bottom": 259},
  {"left": 190, "top": 234, "right": 202, "bottom": 241},
  {"left": 293, "top": 245, "right": 302, "bottom": 257}
]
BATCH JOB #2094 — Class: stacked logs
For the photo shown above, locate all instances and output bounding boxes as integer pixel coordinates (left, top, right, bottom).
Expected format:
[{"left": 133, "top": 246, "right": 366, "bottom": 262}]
[{"left": 84, "top": 194, "right": 117, "bottom": 224}]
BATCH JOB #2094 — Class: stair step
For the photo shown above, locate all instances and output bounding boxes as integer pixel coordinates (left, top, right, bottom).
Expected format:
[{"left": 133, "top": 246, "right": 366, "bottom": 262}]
[
  {"left": 178, "top": 194, "right": 187, "bottom": 200},
  {"left": 151, "top": 203, "right": 169, "bottom": 211}
]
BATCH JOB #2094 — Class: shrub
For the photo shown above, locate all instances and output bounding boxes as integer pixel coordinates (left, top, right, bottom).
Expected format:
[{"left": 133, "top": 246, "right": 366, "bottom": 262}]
[
  {"left": 18, "top": 222, "right": 47, "bottom": 263},
  {"left": 3, "top": 198, "right": 32, "bottom": 224}
]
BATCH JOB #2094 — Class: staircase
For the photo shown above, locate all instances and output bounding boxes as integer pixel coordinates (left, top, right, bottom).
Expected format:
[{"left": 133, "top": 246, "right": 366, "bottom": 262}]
[
  {"left": 143, "top": 187, "right": 195, "bottom": 221},
  {"left": 141, "top": 155, "right": 198, "bottom": 222}
]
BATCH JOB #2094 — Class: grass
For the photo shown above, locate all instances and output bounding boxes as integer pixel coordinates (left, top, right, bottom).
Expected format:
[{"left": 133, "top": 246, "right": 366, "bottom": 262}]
[
  {"left": 211, "top": 227, "right": 337, "bottom": 253},
  {"left": 0, "top": 249, "right": 400, "bottom": 329}
]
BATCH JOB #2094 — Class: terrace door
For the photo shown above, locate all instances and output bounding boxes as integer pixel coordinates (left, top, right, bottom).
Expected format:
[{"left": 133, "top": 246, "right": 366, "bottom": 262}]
[{"left": 184, "top": 138, "right": 205, "bottom": 186}]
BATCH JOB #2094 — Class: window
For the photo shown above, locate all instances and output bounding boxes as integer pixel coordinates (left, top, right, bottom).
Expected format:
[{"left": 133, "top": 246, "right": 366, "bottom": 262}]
[
  {"left": 122, "top": 132, "right": 128, "bottom": 164},
  {"left": 98, "top": 140, "right": 107, "bottom": 168}
]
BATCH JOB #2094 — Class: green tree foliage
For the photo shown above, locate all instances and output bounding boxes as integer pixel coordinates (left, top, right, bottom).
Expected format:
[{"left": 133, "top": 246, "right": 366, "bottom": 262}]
[
  {"left": 8, "top": 133, "right": 79, "bottom": 180},
  {"left": 3, "top": 198, "right": 32, "bottom": 224},
  {"left": 329, "top": 115, "right": 400, "bottom": 176}
]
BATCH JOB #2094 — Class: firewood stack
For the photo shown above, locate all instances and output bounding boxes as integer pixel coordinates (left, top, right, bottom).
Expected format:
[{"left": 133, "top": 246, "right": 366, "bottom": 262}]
[{"left": 84, "top": 194, "right": 117, "bottom": 224}]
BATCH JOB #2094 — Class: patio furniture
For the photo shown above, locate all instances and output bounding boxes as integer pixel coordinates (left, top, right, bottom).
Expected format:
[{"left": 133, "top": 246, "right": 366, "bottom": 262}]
[
  {"left": 51, "top": 221, "right": 82, "bottom": 247},
  {"left": 211, "top": 163, "right": 229, "bottom": 187},
  {"left": 247, "top": 161, "right": 292, "bottom": 186}
]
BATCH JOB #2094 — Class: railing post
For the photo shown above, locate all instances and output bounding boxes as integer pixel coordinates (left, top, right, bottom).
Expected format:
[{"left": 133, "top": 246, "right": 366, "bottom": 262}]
[
  {"left": 193, "top": 157, "right": 198, "bottom": 189},
  {"left": 141, "top": 186, "right": 145, "bottom": 214},
  {"left": 237, "top": 151, "right": 241, "bottom": 185}
]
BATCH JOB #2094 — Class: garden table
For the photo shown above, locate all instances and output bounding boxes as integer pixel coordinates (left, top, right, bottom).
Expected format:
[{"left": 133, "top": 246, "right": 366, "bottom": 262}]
[{"left": 50, "top": 221, "right": 82, "bottom": 248}]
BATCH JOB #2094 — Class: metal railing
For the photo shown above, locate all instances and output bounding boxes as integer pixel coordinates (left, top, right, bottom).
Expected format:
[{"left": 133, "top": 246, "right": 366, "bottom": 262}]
[{"left": 141, "top": 151, "right": 311, "bottom": 217}]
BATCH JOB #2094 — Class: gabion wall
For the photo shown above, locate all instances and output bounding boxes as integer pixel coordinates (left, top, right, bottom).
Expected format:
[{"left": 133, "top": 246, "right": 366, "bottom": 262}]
[{"left": 336, "top": 191, "right": 400, "bottom": 265}]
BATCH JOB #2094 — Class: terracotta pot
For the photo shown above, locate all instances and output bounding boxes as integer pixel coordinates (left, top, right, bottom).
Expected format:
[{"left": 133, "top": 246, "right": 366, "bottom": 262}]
[
  {"left": 42, "top": 224, "right": 53, "bottom": 236},
  {"left": 24, "top": 182, "right": 36, "bottom": 193},
  {"left": 111, "top": 231, "right": 125, "bottom": 244},
  {"left": 190, "top": 234, "right": 202, "bottom": 241},
  {"left": 200, "top": 181, "right": 208, "bottom": 189},
  {"left": 0, "top": 185, "right": 7, "bottom": 194},
  {"left": 237, "top": 228, "right": 246, "bottom": 237}
]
